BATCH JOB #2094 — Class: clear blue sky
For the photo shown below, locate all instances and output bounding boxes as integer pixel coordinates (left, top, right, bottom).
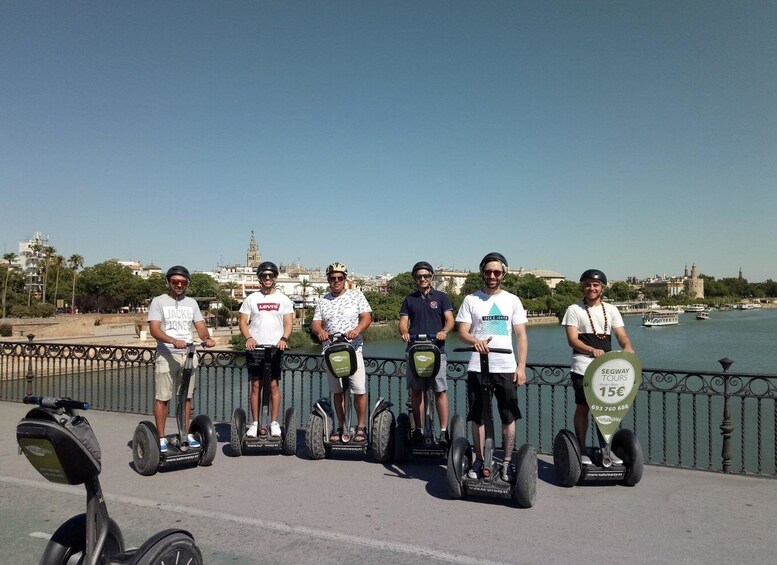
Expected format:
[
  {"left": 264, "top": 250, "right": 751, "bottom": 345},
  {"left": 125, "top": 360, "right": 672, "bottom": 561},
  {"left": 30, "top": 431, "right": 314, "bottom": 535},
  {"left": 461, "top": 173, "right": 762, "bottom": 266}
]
[{"left": 2, "top": 1, "right": 775, "bottom": 282}]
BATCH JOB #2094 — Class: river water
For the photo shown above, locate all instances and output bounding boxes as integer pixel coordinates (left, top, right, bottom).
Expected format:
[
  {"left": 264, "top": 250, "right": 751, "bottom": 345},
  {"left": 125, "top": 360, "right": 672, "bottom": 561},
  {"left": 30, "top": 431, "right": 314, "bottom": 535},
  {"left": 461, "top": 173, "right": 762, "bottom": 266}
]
[{"left": 298, "top": 307, "right": 777, "bottom": 375}]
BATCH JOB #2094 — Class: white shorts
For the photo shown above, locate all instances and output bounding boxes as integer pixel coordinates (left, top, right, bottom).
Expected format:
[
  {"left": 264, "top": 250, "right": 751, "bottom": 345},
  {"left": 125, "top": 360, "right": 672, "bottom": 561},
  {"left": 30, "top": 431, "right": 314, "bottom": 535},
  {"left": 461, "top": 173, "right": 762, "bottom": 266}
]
[{"left": 326, "top": 349, "right": 367, "bottom": 395}]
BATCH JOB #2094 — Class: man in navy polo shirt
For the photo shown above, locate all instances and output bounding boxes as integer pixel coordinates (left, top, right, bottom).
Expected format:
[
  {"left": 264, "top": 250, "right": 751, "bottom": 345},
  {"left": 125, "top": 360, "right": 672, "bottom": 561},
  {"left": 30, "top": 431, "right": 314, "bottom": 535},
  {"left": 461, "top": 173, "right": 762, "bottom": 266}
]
[{"left": 399, "top": 261, "right": 455, "bottom": 445}]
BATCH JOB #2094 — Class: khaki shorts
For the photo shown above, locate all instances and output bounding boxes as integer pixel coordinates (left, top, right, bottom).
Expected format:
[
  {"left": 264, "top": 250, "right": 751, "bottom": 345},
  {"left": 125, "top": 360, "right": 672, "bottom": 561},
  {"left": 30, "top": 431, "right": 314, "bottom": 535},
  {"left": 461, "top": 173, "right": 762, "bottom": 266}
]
[
  {"left": 154, "top": 350, "right": 198, "bottom": 402},
  {"left": 326, "top": 349, "right": 367, "bottom": 395}
]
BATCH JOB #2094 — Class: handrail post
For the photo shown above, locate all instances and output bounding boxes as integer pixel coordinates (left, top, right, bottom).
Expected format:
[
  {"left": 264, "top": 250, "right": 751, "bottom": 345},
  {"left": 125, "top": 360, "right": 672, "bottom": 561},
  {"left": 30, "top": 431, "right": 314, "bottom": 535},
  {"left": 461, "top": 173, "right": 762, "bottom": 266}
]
[
  {"left": 24, "top": 333, "right": 35, "bottom": 397},
  {"left": 718, "top": 357, "right": 734, "bottom": 473}
]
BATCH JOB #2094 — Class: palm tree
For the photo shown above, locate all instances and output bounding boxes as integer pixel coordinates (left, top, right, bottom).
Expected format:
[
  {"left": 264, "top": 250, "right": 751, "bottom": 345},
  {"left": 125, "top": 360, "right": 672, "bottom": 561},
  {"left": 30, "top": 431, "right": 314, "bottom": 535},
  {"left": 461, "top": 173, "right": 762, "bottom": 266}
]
[
  {"left": 297, "top": 279, "right": 311, "bottom": 307},
  {"left": 41, "top": 245, "right": 56, "bottom": 303},
  {"left": 68, "top": 254, "right": 84, "bottom": 313},
  {"left": 2, "top": 252, "right": 17, "bottom": 318},
  {"left": 27, "top": 240, "right": 44, "bottom": 306},
  {"left": 51, "top": 254, "right": 65, "bottom": 309}
]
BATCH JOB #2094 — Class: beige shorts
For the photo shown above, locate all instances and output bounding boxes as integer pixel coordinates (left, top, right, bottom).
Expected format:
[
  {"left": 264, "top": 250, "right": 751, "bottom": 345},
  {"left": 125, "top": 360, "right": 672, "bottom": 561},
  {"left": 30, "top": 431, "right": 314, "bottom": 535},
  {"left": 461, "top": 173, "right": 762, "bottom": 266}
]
[
  {"left": 326, "top": 349, "right": 367, "bottom": 395},
  {"left": 154, "top": 350, "right": 198, "bottom": 402}
]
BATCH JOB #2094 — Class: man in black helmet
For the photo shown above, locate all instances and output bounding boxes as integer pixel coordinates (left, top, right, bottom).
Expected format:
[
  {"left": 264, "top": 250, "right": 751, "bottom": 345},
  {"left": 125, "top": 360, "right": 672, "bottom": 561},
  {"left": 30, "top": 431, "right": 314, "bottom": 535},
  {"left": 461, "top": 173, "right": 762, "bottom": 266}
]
[
  {"left": 238, "top": 261, "right": 293, "bottom": 438},
  {"left": 455, "top": 252, "right": 529, "bottom": 481},
  {"left": 399, "top": 261, "right": 455, "bottom": 445},
  {"left": 562, "top": 269, "right": 634, "bottom": 465},
  {"left": 148, "top": 266, "right": 215, "bottom": 453}
]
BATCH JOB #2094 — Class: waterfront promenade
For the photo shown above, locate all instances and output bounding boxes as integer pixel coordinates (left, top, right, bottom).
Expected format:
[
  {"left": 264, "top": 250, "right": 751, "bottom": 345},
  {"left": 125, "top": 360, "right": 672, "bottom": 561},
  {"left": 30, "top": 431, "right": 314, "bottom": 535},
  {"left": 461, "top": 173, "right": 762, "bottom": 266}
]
[{"left": 1, "top": 401, "right": 775, "bottom": 564}]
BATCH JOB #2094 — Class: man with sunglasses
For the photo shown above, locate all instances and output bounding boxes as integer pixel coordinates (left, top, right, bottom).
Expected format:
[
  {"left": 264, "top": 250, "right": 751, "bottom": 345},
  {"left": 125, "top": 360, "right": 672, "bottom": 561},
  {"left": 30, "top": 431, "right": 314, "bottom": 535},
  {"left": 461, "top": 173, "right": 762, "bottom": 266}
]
[
  {"left": 310, "top": 262, "right": 372, "bottom": 444},
  {"left": 455, "top": 252, "right": 528, "bottom": 481},
  {"left": 148, "top": 265, "right": 215, "bottom": 453},
  {"left": 399, "top": 261, "right": 455, "bottom": 445},
  {"left": 239, "top": 261, "right": 293, "bottom": 438}
]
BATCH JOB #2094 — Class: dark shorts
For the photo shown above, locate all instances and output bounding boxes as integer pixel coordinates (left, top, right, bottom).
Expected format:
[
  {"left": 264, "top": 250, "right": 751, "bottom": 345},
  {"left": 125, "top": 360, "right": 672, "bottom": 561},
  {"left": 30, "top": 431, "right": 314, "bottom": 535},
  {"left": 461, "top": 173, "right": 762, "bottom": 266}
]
[
  {"left": 246, "top": 349, "right": 283, "bottom": 381},
  {"left": 571, "top": 372, "right": 586, "bottom": 406},
  {"left": 466, "top": 371, "right": 522, "bottom": 425}
]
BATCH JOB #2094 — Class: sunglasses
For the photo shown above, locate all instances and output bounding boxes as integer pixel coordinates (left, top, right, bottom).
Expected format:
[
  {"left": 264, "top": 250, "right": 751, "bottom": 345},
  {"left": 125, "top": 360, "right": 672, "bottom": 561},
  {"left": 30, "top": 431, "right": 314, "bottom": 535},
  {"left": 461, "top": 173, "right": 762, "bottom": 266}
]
[
  {"left": 258, "top": 273, "right": 276, "bottom": 279},
  {"left": 483, "top": 269, "right": 504, "bottom": 277},
  {"left": 169, "top": 279, "right": 188, "bottom": 287},
  {"left": 415, "top": 274, "right": 433, "bottom": 280},
  {"left": 328, "top": 275, "right": 345, "bottom": 282}
]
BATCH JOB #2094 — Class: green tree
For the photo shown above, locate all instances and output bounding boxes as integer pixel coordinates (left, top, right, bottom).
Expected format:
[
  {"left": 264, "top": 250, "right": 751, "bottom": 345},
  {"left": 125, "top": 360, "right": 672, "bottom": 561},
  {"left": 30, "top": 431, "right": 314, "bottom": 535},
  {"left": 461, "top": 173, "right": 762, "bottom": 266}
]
[
  {"left": 460, "top": 273, "right": 483, "bottom": 296},
  {"left": 189, "top": 273, "right": 220, "bottom": 297},
  {"left": 2, "top": 252, "right": 17, "bottom": 318},
  {"left": 554, "top": 280, "right": 581, "bottom": 297},
  {"left": 68, "top": 254, "right": 84, "bottom": 313},
  {"left": 608, "top": 281, "right": 634, "bottom": 301},
  {"left": 76, "top": 260, "right": 137, "bottom": 312},
  {"left": 386, "top": 272, "right": 416, "bottom": 297},
  {"left": 146, "top": 272, "right": 168, "bottom": 298}
]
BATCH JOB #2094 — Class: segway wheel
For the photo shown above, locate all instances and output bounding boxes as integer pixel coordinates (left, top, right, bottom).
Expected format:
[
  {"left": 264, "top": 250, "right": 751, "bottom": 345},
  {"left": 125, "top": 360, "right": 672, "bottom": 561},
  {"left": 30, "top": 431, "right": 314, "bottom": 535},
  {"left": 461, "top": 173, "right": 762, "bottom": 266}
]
[
  {"left": 446, "top": 436, "right": 471, "bottom": 500},
  {"left": 230, "top": 408, "right": 246, "bottom": 457},
  {"left": 612, "top": 428, "right": 644, "bottom": 486},
  {"left": 191, "top": 414, "right": 217, "bottom": 467},
  {"left": 394, "top": 413, "right": 410, "bottom": 463},
  {"left": 449, "top": 414, "right": 466, "bottom": 443},
  {"left": 372, "top": 409, "right": 395, "bottom": 463},
  {"left": 305, "top": 413, "right": 327, "bottom": 460},
  {"left": 513, "top": 443, "right": 538, "bottom": 508},
  {"left": 133, "top": 531, "right": 203, "bottom": 564},
  {"left": 282, "top": 407, "right": 297, "bottom": 456},
  {"left": 553, "top": 429, "right": 582, "bottom": 487},
  {"left": 132, "top": 421, "right": 160, "bottom": 476},
  {"left": 41, "top": 514, "right": 124, "bottom": 564}
]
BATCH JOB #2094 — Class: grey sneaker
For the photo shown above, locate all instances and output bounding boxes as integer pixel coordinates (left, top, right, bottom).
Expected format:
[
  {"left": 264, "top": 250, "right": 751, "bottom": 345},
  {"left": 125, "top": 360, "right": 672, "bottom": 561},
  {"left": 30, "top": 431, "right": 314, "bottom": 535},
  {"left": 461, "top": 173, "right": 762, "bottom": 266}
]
[
  {"left": 467, "top": 459, "right": 484, "bottom": 479},
  {"left": 438, "top": 428, "right": 449, "bottom": 447},
  {"left": 159, "top": 437, "right": 168, "bottom": 453},
  {"left": 609, "top": 452, "right": 623, "bottom": 466},
  {"left": 500, "top": 460, "right": 512, "bottom": 481},
  {"left": 581, "top": 454, "right": 594, "bottom": 465}
]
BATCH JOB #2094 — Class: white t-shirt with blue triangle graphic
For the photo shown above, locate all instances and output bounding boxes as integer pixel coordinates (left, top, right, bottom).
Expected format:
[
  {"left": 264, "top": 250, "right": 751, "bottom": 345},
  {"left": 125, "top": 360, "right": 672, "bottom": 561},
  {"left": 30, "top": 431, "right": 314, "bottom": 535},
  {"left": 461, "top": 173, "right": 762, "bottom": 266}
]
[{"left": 455, "top": 289, "right": 527, "bottom": 372}]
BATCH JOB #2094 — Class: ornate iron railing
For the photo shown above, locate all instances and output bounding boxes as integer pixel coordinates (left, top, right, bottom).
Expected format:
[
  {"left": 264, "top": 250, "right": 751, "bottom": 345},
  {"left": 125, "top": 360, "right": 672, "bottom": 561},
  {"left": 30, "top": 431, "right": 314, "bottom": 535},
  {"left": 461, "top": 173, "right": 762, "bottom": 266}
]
[{"left": 2, "top": 337, "right": 775, "bottom": 476}]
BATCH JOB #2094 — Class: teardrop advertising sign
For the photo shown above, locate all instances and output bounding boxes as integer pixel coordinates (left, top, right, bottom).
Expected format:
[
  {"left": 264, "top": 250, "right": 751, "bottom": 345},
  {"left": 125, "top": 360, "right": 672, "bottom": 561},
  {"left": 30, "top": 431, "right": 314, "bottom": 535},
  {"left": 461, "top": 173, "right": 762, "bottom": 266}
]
[{"left": 583, "top": 351, "right": 642, "bottom": 443}]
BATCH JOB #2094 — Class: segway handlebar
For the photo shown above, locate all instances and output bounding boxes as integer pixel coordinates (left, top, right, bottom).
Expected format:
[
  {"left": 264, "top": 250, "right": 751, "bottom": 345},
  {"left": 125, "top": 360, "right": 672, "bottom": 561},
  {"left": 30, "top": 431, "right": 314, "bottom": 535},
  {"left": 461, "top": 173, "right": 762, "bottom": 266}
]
[
  {"left": 23, "top": 395, "right": 91, "bottom": 410},
  {"left": 408, "top": 333, "right": 443, "bottom": 342},
  {"left": 454, "top": 346, "right": 512, "bottom": 355}
]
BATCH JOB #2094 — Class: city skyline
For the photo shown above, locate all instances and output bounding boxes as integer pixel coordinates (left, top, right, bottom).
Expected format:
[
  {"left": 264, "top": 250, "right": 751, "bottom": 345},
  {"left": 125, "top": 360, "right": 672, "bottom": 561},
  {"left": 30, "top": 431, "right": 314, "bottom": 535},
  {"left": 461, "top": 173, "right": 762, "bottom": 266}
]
[{"left": 2, "top": 3, "right": 775, "bottom": 282}]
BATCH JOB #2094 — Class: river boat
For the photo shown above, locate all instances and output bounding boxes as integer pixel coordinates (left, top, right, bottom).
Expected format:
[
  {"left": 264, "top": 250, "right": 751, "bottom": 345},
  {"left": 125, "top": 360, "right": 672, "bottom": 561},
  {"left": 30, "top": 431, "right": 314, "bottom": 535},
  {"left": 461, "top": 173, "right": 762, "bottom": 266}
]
[
  {"left": 684, "top": 304, "right": 706, "bottom": 313},
  {"left": 696, "top": 311, "right": 710, "bottom": 320},
  {"left": 642, "top": 311, "right": 679, "bottom": 327}
]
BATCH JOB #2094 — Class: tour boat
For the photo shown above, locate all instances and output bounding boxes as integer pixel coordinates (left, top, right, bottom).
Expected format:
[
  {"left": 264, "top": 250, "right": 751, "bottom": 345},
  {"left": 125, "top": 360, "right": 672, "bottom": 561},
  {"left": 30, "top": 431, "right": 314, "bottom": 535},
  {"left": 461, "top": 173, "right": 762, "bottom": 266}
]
[
  {"left": 696, "top": 311, "right": 710, "bottom": 320},
  {"left": 684, "top": 304, "right": 706, "bottom": 313},
  {"left": 643, "top": 311, "right": 680, "bottom": 327}
]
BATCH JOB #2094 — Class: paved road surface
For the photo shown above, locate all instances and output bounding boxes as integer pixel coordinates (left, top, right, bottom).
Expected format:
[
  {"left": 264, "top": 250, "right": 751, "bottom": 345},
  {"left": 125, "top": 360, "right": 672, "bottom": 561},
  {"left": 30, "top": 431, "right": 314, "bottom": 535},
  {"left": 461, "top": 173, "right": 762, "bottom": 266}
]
[{"left": 1, "top": 401, "right": 774, "bottom": 564}]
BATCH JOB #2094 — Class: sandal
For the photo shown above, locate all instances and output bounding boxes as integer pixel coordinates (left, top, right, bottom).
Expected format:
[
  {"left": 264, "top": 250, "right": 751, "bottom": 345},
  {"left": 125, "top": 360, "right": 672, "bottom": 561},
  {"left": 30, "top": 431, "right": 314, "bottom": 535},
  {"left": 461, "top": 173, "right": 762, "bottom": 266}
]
[
  {"left": 330, "top": 428, "right": 343, "bottom": 443},
  {"left": 354, "top": 427, "right": 367, "bottom": 444}
]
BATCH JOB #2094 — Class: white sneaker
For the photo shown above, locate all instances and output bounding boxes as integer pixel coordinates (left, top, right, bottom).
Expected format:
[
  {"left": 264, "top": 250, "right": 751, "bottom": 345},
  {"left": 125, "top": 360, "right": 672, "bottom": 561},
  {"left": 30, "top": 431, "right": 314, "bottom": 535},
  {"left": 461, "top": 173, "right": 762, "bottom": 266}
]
[
  {"left": 159, "top": 437, "right": 168, "bottom": 453},
  {"left": 247, "top": 421, "right": 259, "bottom": 438},
  {"left": 187, "top": 434, "right": 201, "bottom": 448},
  {"left": 269, "top": 421, "right": 282, "bottom": 438},
  {"left": 581, "top": 454, "right": 593, "bottom": 465},
  {"left": 609, "top": 452, "right": 623, "bottom": 465}
]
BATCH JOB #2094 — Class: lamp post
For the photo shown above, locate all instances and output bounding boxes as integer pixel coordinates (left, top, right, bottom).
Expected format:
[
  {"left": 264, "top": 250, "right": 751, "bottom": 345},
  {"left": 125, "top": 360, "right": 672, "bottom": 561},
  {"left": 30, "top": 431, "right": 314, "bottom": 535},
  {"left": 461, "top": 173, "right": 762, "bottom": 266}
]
[
  {"left": 24, "top": 333, "right": 35, "bottom": 397},
  {"left": 718, "top": 357, "right": 734, "bottom": 473}
]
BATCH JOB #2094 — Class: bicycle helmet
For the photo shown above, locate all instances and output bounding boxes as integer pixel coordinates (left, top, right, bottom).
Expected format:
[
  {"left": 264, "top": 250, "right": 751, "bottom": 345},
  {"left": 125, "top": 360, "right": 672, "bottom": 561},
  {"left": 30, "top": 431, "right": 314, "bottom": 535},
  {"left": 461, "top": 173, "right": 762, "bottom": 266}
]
[
  {"left": 479, "top": 252, "right": 508, "bottom": 273},
  {"left": 579, "top": 269, "right": 607, "bottom": 286},
  {"left": 256, "top": 261, "right": 279, "bottom": 277},
  {"left": 326, "top": 262, "right": 348, "bottom": 277},
  {"left": 165, "top": 265, "right": 190, "bottom": 282},
  {"left": 411, "top": 261, "right": 434, "bottom": 277}
]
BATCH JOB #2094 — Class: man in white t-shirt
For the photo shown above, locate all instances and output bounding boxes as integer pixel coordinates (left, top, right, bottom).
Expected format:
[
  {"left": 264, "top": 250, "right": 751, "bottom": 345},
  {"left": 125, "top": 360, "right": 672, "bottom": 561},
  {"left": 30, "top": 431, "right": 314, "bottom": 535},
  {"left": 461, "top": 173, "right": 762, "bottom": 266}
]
[
  {"left": 562, "top": 269, "right": 634, "bottom": 465},
  {"left": 310, "top": 262, "right": 372, "bottom": 444},
  {"left": 455, "top": 252, "right": 528, "bottom": 481},
  {"left": 147, "top": 265, "right": 215, "bottom": 452},
  {"left": 239, "top": 261, "right": 294, "bottom": 438}
]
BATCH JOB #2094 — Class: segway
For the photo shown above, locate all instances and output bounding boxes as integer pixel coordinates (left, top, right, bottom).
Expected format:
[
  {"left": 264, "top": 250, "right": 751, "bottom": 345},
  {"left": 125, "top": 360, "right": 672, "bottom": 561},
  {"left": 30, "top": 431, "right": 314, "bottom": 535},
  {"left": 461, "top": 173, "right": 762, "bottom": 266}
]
[
  {"left": 446, "top": 347, "right": 537, "bottom": 508},
  {"left": 132, "top": 342, "right": 217, "bottom": 476},
  {"left": 553, "top": 350, "right": 644, "bottom": 487},
  {"left": 305, "top": 334, "right": 395, "bottom": 462},
  {"left": 18, "top": 395, "right": 203, "bottom": 564},
  {"left": 394, "top": 334, "right": 463, "bottom": 463},
  {"left": 230, "top": 344, "right": 296, "bottom": 456}
]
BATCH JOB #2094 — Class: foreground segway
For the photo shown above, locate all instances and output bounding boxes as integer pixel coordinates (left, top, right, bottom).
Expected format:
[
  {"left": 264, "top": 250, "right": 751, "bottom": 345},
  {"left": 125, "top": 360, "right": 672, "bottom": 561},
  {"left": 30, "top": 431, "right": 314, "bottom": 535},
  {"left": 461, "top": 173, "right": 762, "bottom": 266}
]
[
  {"left": 132, "top": 342, "right": 217, "bottom": 476},
  {"left": 18, "top": 395, "right": 203, "bottom": 564},
  {"left": 553, "top": 350, "right": 644, "bottom": 487},
  {"left": 446, "top": 347, "right": 537, "bottom": 508},
  {"left": 305, "top": 334, "right": 395, "bottom": 462},
  {"left": 394, "top": 334, "right": 462, "bottom": 463},
  {"left": 230, "top": 344, "right": 296, "bottom": 456}
]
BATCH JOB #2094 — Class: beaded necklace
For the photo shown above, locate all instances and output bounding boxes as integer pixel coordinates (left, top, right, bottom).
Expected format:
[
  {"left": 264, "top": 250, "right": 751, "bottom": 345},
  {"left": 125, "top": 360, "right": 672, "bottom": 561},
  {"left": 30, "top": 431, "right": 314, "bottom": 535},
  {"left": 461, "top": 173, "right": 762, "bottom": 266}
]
[{"left": 584, "top": 302, "right": 608, "bottom": 340}]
